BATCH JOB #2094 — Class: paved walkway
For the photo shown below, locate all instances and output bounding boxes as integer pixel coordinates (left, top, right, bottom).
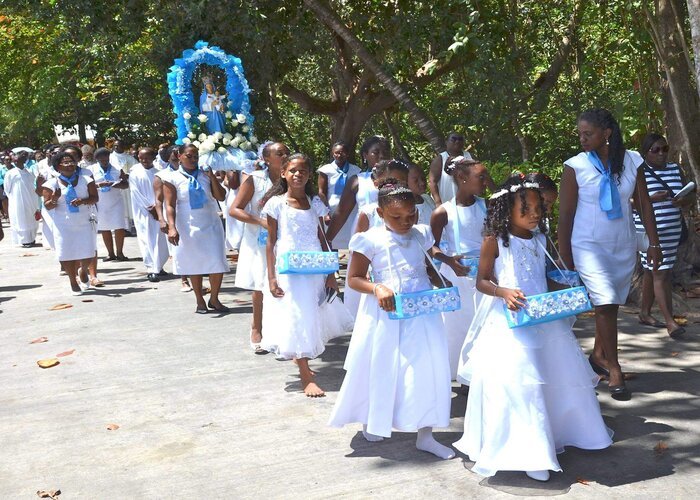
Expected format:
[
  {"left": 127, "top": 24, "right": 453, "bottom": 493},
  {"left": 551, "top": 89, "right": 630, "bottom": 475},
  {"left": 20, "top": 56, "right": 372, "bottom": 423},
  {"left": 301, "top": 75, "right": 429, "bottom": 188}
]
[{"left": 1, "top": 221, "right": 699, "bottom": 498}]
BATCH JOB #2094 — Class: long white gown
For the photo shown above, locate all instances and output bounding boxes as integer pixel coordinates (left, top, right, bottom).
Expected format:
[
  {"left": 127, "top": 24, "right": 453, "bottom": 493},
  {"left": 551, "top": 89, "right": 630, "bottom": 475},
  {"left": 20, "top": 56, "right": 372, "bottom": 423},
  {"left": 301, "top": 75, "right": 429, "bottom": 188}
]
[
  {"left": 329, "top": 224, "right": 452, "bottom": 438},
  {"left": 129, "top": 164, "right": 169, "bottom": 273},
  {"left": 318, "top": 161, "right": 361, "bottom": 249},
  {"left": 37, "top": 161, "right": 58, "bottom": 249},
  {"left": 566, "top": 151, "right": 641, "bottom": 305},
  {"left": 234, "top": 170, "right": 272, "bottom": 291},
  {"left": 224, "top": 183, "right": 244, "bottom": 251},
  {"left": 166, "top": 169, "right": 229, "bottom": 276},
  {"left": 260, "top": 194, "right": 353, "bottom": 359},
  {"left": 453, "top": 233, "right": 612, "bottom": 477},
  {"left": 4, "top": 167, "right": 39, "bottom": 245},
  {"left": 42, "top": 175, "right": 97, "bottom": 261},
  {"left": 110, "top": 151, "right": 137, "bottom": 231},
  {"left": 88, "top": 163, "right": 127, "bottom": 231},
  {"left": 438, "top": 197, "right": 486, "bottom": 380}
]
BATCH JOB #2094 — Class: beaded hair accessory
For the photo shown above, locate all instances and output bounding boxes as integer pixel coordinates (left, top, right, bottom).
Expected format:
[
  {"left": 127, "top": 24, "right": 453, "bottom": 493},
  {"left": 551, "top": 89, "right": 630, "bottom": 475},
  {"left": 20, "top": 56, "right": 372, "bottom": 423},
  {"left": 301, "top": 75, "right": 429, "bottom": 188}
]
[
  {"left": 489, "top": 181, "right": 540, "bottom": 200},
  {"left": 381, "top": 183, "right": 413, "bottom": 196}
]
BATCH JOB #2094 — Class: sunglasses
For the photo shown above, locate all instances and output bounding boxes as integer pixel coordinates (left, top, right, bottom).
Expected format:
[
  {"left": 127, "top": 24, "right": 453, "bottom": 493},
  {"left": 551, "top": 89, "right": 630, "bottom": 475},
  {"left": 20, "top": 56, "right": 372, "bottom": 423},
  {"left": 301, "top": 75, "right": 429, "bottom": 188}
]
[{"left": 649, "top": 145, "right": 669, "bottom": 154}]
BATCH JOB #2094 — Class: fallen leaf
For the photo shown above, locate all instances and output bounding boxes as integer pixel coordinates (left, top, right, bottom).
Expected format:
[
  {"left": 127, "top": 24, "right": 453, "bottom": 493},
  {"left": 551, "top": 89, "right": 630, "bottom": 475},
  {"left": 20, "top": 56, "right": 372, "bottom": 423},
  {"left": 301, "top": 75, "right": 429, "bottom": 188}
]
[
  {"left": 36, "top": 490, "right": 60, "bottom": 499},
  {"left": 29, "top": 337, "right": 49, "bottom": 344},
  {"left": 671, "top": 352, "right": 680, "bottom": 357},
  {"left": 56, "top": 349, "right": 75, "bottom": 357},
  {"left": 49, "top": 304, "right": 73, "bottom": 311},
  {"left": 81, "top": 299, "right": 94, "bottom": 303},
  {"left": 575, "top": 477, "right": 590, "bottom": 485},
  {"left": 673, "top": 316, "right": 688, "bottom": 326},
  {"left": 21, "top": 253, "right": 38, "bottom": 257},
  {"left": 37, "top": 358, "right": 60, "bottom": 369},
  {"left": 106, "top": 423, "right": 120, "bottom": 431},
  {"left": 654, "top": 441, "right": 669, "bottom": 457}
]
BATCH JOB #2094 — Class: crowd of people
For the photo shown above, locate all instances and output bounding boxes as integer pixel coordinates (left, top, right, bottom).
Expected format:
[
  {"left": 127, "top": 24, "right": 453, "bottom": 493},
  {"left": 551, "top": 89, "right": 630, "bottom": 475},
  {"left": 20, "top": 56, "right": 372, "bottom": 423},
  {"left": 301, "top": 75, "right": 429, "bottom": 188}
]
[{"left": 1, "top": 107, "right": 696, "bottom": 482}]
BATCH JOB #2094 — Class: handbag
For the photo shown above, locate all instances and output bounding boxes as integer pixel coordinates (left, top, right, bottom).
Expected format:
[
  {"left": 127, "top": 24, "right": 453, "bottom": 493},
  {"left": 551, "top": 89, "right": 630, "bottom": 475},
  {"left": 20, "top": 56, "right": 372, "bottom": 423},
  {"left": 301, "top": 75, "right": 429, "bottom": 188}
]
[
  {"left": 503, "top": 237, "right": 592, "bottom": 328},
  {"left": 276, "top": 199, "right": 339, "bottom": 275},
  {"left": 643, "top": 164, "right": 689, "bottom": 244},
  {"left": 387, "top": 229, "right": 461, "bottom": 320}
]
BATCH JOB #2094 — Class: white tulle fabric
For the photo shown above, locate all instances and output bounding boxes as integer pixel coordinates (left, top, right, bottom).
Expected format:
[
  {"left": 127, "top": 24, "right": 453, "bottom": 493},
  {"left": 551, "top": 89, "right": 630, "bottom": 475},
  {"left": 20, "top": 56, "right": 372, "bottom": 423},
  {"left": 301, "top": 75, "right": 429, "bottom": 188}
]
[
  {"left": 453, "top": 233, "right": 612, "bottom": 476},
  {"left": 261, "top": 194, "right": 353, "bottom": 359}
]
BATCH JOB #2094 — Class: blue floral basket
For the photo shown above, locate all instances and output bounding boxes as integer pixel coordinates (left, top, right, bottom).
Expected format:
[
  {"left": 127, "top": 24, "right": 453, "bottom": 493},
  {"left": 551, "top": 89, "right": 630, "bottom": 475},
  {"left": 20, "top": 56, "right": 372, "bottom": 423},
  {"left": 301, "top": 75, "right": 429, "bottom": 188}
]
[
  {"left": 257, "top": 228, "right": 268, "bottom": 246},
  {"left": 277, "top": 251, "right": 339, "bottom": 275},
  {"left": 388, "top": 286, "right": 461, "bottom": 320},
  {"left": 459, "top": 255, "right": 479, "bottom": 279},
  {"left": 547, "top": 269, "right": 582, "bottom": 287},
  {"left": 503, "top": 286, "right": 592, "bottom": 329}
]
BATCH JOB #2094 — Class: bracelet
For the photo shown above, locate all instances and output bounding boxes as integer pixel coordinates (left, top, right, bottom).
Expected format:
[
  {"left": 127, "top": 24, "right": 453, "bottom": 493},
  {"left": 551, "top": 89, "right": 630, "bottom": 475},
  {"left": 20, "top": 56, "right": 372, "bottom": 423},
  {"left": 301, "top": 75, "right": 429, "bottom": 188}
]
[
  {"left": 493, "top": 283, "right": 499, "bottom": 297},
  {"left": 373, "top": 283, "right": 384, "bottom": 295},
  {"left": 649, "top": 244, "right": 662, "bottom": 249}
]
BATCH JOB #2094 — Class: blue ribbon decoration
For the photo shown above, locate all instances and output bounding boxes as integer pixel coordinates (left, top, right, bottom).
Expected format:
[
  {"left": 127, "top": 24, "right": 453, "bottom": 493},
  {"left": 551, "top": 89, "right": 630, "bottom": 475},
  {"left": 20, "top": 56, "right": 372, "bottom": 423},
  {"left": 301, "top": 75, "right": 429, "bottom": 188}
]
[
  {"left": 588, "top": 151, "right": 622, "bottom": 220},
  {"left": 178, "top": 167, "right": 207, "bottom": 210},
  {"left": 58, "top": 172, "right": 80, "bottom": 213},
  {"left": 98, "top": 164, "right": 113, "bottom": 192},
  {"left": 333, "top": 161, "right": 351, "bottom": 196}
]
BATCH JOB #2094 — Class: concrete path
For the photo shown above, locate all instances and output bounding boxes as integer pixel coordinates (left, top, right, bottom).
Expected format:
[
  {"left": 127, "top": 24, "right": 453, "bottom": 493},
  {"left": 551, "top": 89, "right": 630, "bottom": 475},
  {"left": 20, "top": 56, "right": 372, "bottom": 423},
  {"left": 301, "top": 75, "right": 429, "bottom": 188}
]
[{"left": 1, "top": 221, "right": 699, "bottom": 499}]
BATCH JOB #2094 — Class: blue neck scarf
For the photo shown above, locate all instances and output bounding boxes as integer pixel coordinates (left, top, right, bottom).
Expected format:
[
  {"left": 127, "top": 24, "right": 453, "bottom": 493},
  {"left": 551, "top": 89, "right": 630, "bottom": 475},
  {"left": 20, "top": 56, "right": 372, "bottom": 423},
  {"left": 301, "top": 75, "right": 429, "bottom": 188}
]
[
  {"left": 588, "top": 151, "right": 622, "bottom": 220},
  {"left": 333, "top": 161, "right": 351, "bottom": 196},
  {"left": 59, "top": 172, "right": 80, "bottom": 213},
  {"left": 98, "top": 163, "right": 113, "bottom": 192},
  {"left": 179, "top": 166, "right": 206, "bottom": 210}
]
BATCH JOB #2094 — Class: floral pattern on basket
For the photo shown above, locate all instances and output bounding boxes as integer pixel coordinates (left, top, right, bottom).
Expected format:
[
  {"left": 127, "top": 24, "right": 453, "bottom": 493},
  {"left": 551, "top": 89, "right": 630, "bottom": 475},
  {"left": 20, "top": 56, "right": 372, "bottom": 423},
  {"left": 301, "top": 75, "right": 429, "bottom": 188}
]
[
  {"left": 504, "top": 286, "right": 592, "bottom": 328},
  {"left": 388, "top": 286, "right": 461, "bottom": 320},
  {"left": 277, "top": 251, "right": 339, "bottom": 275},
  {"left": 460, "top": 256, "right": 479, "bottom": 279}
]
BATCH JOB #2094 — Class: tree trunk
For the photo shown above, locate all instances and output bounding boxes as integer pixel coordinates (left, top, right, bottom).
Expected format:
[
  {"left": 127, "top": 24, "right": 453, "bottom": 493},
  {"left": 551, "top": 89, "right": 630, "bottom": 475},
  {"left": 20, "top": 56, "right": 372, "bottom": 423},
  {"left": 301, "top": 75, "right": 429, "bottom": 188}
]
[
  {"left": 686, "top": 0, "right": 700, "bottom": 100},
  {"left": 302, "top": 0, "right": 444, "bottom": 153}
]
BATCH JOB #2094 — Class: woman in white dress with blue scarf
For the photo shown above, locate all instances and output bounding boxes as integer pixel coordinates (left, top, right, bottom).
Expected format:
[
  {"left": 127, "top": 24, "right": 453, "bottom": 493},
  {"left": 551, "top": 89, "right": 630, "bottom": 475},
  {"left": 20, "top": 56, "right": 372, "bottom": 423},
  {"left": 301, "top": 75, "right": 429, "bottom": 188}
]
[{"left": 558, "top": 108, "right": 661, "bottom": 401}]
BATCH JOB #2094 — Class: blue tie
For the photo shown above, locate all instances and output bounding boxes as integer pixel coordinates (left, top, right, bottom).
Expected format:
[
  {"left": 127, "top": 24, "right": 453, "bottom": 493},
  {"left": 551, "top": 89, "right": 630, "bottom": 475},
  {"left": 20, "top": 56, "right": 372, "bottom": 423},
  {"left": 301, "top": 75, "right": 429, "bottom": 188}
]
[
  {"left": 334, "top": 162, "right": 351, "bottom": 196},
  {"left": 588, "top": 151, "right": 622, "bottom": 220},
  {"left": 58, "top": 172, "right": 80, "bottom": 213},
  {"left": 178, "top": 167, "right": 207, "bottom": 209}
]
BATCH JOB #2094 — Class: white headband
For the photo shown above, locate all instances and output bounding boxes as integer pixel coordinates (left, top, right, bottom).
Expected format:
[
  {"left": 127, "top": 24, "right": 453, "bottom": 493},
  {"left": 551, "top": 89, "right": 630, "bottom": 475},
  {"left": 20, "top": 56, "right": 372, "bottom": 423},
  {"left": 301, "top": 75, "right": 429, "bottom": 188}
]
[{"left": 489, "top": 182, "right": 540, "bottom": 200}]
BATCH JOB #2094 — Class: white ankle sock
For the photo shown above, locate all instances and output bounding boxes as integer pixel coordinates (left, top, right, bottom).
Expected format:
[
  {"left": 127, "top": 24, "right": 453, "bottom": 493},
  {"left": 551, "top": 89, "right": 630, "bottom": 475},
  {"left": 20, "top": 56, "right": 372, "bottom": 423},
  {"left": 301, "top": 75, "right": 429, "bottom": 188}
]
[
  {"left": 416, "top": 428, "right": 455, "bottom": 459},
  {"left": 362, "top": 425, "right": 384, "bottom": 442}
]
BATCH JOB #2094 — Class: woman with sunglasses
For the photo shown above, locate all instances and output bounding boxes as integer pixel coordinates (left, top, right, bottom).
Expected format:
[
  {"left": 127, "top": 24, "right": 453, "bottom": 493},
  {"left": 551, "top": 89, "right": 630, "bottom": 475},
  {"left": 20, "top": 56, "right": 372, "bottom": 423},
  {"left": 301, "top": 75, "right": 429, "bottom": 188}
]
[{"left": 635, "top": 133, "right": 696, "bottom": 339}]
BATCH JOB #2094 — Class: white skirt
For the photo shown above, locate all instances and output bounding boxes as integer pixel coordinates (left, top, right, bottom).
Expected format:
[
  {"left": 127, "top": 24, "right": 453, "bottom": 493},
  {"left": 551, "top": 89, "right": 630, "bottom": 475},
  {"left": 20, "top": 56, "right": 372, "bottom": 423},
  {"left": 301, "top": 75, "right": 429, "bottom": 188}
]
[
  {"left": 234, "top": 224, "right": 268, "bottom": 291},
  {"left": 453, "top": 306, "right": 612, "bottom": 476},
  {"left": 262, "top": 272, "right": 352, "bottom": 359},
  {"left": 53, "top": 218, "right": 97, "bottom": 262},
  {"left": 329, "top": 293, "right": 452, "bottom": 437},
  {"left": 96, "top": 189, "right": 127, "bottom": 231},
  {"left": 172, "top": 203, "right": 229, "bottom": 276}
]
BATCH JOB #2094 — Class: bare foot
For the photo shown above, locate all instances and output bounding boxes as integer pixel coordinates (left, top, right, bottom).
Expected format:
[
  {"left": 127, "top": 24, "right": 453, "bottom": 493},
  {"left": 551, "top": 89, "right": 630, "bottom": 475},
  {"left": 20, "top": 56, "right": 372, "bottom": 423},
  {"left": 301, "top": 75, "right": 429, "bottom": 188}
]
[
  {"left": 302, "top": 380, "right": 325, "bottom": 397},
  {"left": 294, "top": 359, "right": 317, "bottom": 376}
]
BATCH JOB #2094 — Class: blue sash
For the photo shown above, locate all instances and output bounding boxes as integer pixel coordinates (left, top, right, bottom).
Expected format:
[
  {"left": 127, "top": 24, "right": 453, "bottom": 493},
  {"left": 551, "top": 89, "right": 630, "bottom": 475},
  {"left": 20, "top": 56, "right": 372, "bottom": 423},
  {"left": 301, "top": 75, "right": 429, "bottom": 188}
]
[
  {"left": 333, "top": 162, "right": 351, "bottom": 196},
  {"left": 178, "top": 167, "right": 207, "bottom": 210},
  {"left": 588, "top": 151, "right": 622, "bottom": 220},
  {"left": 98, "top": 164, "right": 114, "bottom": 192},
  {"left": 58, "top": 173, "right": 80, "bottom": 213}
]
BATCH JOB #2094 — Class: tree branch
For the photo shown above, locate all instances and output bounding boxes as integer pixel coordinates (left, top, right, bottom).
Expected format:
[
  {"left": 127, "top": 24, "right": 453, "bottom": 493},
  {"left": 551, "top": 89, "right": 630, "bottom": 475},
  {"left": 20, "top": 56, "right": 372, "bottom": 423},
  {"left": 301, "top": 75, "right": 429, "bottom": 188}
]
[{"left": 278, "top": 82, "right": 342, "bottom": 115}]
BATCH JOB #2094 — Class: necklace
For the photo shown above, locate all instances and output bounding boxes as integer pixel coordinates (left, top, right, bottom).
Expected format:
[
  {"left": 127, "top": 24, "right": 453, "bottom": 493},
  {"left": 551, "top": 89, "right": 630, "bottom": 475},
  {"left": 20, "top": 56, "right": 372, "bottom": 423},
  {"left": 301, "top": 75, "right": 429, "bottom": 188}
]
[{"left": 515, "top": 235, "right": 539, "bottom": 257}]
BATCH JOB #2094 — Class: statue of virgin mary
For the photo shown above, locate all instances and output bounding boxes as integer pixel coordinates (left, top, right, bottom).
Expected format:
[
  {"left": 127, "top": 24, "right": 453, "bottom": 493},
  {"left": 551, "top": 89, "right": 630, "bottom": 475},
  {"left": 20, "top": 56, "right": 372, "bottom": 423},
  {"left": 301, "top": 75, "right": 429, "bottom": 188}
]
[{"left": 199, "top": 76, "right": 227, "bottom": 135}]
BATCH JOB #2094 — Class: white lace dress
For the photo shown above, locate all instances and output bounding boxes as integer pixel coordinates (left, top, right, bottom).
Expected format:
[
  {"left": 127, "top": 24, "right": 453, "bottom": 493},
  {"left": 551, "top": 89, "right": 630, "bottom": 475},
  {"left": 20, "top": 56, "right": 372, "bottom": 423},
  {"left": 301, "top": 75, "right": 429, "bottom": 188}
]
[
  {"left": 261, "top": 194, "right": 353, "bottom": 359},
  {"left": 329, "top": 225, "right": 451, "bottom": 438},
  {"left": 234, "top": 171, "right": 271, "bottom": 291},
  {"left": 453, "top": 233, "right": 612, "bottom": 477}
]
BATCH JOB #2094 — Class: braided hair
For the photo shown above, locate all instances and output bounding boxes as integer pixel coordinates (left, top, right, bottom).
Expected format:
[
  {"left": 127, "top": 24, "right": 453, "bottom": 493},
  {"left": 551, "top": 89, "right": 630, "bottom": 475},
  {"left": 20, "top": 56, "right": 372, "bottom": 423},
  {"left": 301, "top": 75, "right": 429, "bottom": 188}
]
[
  {"left": 484, "top": 174, "right": 547, "bottom": 247},
  {"left": 260, "top": 153, "right": 316, "bottom": 208},
  {"left": 444, "top": 156, "right": 480, "bottom": 184},
  {"left": 377, "top": 178, "right": 415, "bottom": 208},
  {"left": 577, "top": 108, "right": 625, "bottom": 182}
]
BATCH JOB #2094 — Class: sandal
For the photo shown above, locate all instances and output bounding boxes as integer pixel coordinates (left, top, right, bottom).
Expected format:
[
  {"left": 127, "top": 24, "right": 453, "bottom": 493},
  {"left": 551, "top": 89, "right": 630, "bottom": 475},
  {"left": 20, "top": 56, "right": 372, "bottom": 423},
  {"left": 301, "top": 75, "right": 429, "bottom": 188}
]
[
  {"left": 115, "top": 254, "right": 129, "bottom": 262},
  {"left": 207, "top": 300, "right": 230, "bottom": 313},
  {"left": 102, "top": 255, "right": 117, "bottom": 262},
  {"left": 90, "top": 278, "right": 105, "bottom": 287},
  {"left": 180, "top": 283, "right": 193, "bottom": 292},
  {"left": 638, "top": 317, "right": 665, "bottom": 328},
  {"left": 195, "top": 306, "right": 209, "bottom": 314},
  {"left": 669, "top": 327, "right": 686, "bottom": 339},
  {"left": 250, "top": 341, "right": 269, "bottom": 355}
]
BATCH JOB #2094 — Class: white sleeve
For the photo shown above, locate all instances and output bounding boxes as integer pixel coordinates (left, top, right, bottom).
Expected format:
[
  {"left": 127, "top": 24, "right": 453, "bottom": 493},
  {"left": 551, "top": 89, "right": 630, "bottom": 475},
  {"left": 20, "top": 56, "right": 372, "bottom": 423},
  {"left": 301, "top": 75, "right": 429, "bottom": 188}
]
[{"left": 129, "top": 171, "right": 155, "bottom": 212}]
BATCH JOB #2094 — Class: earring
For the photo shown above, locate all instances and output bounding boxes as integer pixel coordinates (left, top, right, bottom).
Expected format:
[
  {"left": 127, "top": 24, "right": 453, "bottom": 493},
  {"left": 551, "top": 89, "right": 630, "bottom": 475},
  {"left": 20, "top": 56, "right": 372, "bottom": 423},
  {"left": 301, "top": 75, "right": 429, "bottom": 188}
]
[{"left": 606, "top": 138, "right": 610, "bottom": 146}]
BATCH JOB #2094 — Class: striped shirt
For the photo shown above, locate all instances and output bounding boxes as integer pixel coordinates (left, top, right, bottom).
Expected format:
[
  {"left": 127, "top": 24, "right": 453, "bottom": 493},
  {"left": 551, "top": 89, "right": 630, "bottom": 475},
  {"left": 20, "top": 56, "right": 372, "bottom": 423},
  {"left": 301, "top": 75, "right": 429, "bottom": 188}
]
[{"left": 634, "top": 162, "right": 683, "bottom": 270}]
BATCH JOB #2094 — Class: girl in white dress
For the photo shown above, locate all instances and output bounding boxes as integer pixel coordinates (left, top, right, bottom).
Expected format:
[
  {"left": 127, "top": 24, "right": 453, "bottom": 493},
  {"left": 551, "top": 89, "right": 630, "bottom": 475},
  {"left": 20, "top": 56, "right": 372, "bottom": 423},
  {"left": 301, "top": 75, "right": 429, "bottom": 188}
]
[
  {"left": 454, "top": 175, "right": 612, "bottom": 482},
  {"left": 262, "top": 154, "right": 353, "bottom": 397},
  {"left": 230, "top": 142, "right": 289, "bottom": 353},
  {"left": 558, "top": 109, "right": 661, "bottom": 400},
  {"left": 164, "top": 145, "right": 230, "bottom": 313},
  {"left": 407, "top": 163, "right": 436, "bottom": 225},
  {"left": 329, "top": 180, "right": 455, "bottom": 460},
  {"left": 89, "top": 148, "right": 128, "bottom": 261},
  {"left": 41, "top": 152, "right": 99, "bottom": 295},
  {"left": 430, "top": 157, "right": 489, "bottom": 379}
]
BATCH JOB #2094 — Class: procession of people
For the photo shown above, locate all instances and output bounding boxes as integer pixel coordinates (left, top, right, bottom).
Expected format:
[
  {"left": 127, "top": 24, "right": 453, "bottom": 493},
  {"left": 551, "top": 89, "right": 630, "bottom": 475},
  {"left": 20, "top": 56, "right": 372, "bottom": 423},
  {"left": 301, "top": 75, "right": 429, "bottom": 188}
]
[{"left": 1, "top": 107, "right": 697, "bottom": 483}]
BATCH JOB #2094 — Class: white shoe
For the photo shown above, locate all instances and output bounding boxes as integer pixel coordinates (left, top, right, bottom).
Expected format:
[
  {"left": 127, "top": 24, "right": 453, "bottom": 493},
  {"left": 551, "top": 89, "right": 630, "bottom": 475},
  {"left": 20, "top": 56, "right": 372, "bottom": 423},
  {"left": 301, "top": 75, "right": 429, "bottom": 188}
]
[
  {"left": 79, "top": 280, "right": 91, "bottom": 291},
  {"left": 71, "top": 288, "right": 83, "bottom": 296},
  {"left": 526, "top": 470, "right": 550, "bottom": 482},
  {"left": 180, "top": 283, "right": 192, "bottom": 292}
]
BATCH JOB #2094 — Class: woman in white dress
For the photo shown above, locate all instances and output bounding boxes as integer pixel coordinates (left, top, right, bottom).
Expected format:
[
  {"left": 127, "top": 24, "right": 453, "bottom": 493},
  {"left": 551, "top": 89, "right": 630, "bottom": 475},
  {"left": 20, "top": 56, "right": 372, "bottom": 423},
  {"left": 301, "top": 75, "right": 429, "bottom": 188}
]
[
  {"left": 317, "top": 141, "right": 361, "bottom": 249},
  {"left": 454, "top": 176, "right": 612, "bottom": 481},
  {"left": 230, "top": 141, "right": 289, "bottom": 353},
  {"left": 262, "top": 154, "right": 352, "bottom": 397},
  {"left": 430, "top": 157, "right": 489, "bottom": 379},
  {"left": 164, "top": 144, "right": 230, "bottom": 313},
  {"left": 42, "top": 152, "right": 99, "bottom": 295},
  {"left": 329, "top": 180, "right": 454, "bottom": 459},
  {"left": 558, "top": 108, "right": 661, "bottom": 401},
  {"left": 89, "top": 148, "right": 128, "bottom": 261}
]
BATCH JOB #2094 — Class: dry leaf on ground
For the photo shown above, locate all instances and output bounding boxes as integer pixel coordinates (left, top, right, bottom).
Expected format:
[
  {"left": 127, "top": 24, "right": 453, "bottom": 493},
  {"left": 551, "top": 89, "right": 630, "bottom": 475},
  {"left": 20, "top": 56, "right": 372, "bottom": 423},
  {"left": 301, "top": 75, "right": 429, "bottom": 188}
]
[
  {"left": 48, "top": 304, "right": 73, "bottom": 311},
  {"left": 654, "top": 441, "right": 669, "bottom": 456},
  {"left": 576, "top": 477, "right": 590, "bottom": 485},
  {"left": 21, "top": 253, "right": 38, "bottom": 257},
  {"left": 37, "top": 358, "right": 60, "bottom": 369},
  {"left": 106, "top": 423, "right": 120, "bottom": 431},
  {"left": 81, "top": 299, "right": 94, "bottom": 303},
  {"left": 673, "top": 316, "right": 688, "bottom": 326},
  {"left": 578, "top": 311, "right": 595, "bottom": 318},
  {"left": 671, "top": 352, "right": 680, "bottom": 357},
  {"left": 29, "top": 337, "right": 49, "bottom": 344},
  {"left": 56, "top": 350, "right": 75, "bottom": 357},
  {"left": 36, "top": 490, "right": 60, "bottom": 499}
]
